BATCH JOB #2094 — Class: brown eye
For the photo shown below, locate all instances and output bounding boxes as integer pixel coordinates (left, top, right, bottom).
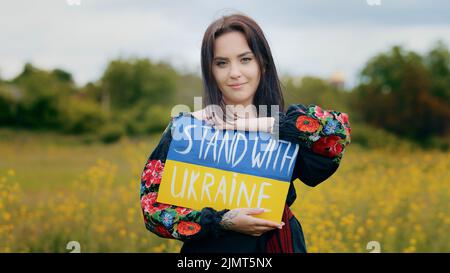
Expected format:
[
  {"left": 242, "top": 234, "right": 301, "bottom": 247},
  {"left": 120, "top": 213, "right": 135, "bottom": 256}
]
[
  {"left": 215, "top": 61, "right": 226, "bottom": 67},
  {"left": 241, "top": 57, "right": 252, "bottom": 63}
]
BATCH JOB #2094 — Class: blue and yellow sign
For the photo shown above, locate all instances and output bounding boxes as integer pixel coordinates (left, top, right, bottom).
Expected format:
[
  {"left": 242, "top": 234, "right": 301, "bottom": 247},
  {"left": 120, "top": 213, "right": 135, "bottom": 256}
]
[{"left": 157, "top": 115, "right": 299, "bottom": 222}]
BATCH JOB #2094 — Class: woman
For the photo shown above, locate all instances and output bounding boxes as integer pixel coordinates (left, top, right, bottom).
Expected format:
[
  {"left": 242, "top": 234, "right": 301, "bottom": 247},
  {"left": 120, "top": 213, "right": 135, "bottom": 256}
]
[{"left": 140, "top": 13, "right": 351, "bottom": 253}]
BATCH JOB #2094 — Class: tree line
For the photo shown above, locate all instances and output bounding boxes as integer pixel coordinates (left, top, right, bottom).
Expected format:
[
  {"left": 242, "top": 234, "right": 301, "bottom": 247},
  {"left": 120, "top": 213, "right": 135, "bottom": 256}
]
[{"left": 0, "top": 41, "right": 448, "bottom": 147}]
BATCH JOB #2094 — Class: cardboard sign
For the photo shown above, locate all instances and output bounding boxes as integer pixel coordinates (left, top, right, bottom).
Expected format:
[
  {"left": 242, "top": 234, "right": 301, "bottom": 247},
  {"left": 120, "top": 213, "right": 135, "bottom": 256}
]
[{"left": 157, "top": 115, "right": 299, "bottom": 222}]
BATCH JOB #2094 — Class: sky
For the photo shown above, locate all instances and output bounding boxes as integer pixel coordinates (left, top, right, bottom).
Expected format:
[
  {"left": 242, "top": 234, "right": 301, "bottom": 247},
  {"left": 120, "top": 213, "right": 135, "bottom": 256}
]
[{"left": 1, "top": 0, "right": 450, "bottom": 88}]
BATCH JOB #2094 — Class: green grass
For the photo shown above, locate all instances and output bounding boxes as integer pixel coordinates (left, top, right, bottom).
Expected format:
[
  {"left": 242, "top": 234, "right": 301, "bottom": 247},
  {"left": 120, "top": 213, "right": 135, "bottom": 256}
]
[
  {"left": 0, "top": 128, "right": 158, "bottom": 191},
  {"left": 1, "top": 128, "right": 448, "bottom": 252}
]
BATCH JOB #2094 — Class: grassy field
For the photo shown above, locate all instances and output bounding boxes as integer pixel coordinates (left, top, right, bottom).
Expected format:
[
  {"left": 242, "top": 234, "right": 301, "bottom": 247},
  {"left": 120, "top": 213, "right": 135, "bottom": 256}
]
[{"left": 0, "top": 129, "right": 449, "bottom": 252}]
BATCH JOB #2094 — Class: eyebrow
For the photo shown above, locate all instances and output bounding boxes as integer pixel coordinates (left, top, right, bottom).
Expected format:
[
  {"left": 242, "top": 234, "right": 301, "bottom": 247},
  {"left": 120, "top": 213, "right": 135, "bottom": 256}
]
[{"left": 213, "top": 51, "right": 253, "bottom": 61}]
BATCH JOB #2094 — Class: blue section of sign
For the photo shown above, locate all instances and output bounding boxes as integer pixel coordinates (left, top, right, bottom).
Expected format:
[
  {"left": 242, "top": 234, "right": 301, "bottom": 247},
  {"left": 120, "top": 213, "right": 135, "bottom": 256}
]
[{"left": 167, "top": 115, "right": 299, "bottom": 182}]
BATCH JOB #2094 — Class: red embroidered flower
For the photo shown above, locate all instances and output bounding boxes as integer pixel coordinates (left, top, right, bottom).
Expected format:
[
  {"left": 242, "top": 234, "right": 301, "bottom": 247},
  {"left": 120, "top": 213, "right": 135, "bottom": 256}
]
[
  {"left": 296, "top": 116, "right": 320, "bottom": 133},
  {"left": 155, "top": 203, "right": 171, "bottom": 211},
  {"left": 141, "top": 192, "right": 171, "bottom": 214},
  {"left": 177, "top": 221, "right": 201, "bottom": 236},
  {"left": 141, "top": 192, "right": 158, "bottom": 213},
  {"left": 146, "top": 160, "right": 164, "bottom": 176},
  {"left": 336, "top": 112, "right": 351, "bottom": 138},
  {"left": 154, "top": 224, "right": 173, "bottom": 238},
  {"left": 336, "top": 112, "right": 349, "bottom": 125},
  {"left": 142, "top": 169, "right": 161, "bottom": 188},
  {"left": 175, "top": 207, "right": 193, "bottom": 216},
  {"left": 142, "top": 160, "right": 165, "bottom": 188},
  {"left": 312, "top": 135, "right": 343, "bottom": 158},
  {"left": 314, "top": 106, "right": 333, "bottom": 119}
]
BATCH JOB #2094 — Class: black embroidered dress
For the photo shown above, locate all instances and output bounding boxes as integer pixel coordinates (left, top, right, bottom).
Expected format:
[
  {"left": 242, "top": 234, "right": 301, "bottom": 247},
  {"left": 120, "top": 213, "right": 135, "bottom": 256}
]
[{"left": 139, "top": 104, "right": 351, "bottom": 253}]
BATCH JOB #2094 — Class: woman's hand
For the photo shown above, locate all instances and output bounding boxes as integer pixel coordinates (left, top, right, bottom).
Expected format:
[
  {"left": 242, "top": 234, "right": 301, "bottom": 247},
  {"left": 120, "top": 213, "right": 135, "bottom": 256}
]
[
  {"left": 219, "top": 208, "right": 285, "bottom": 236},
  {"left": 206, "top": 112, "right": 275, "bottom": 133}
]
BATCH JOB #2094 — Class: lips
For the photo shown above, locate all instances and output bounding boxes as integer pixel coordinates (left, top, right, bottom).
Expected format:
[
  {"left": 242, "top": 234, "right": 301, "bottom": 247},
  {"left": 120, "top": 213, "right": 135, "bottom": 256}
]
[{"left": 228, "top": 82, "right": 247, "bottom": 89}]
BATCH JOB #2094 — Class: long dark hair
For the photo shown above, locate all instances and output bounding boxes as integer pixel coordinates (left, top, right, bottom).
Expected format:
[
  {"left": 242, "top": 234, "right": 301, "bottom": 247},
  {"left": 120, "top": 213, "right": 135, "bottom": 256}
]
[{"left": 200, "top": 13, "right": 285, "bottom": 117}]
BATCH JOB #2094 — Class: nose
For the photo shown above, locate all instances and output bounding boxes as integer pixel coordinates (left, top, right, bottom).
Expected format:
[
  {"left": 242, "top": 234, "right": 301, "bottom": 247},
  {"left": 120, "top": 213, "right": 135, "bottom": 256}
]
[{"left": 229, "top": 62, "right": 242, "bottom": 79}]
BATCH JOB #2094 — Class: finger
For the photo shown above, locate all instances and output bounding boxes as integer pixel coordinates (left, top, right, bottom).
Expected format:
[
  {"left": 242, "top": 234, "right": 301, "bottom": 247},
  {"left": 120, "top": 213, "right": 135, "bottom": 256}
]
[
  {"left": 254, "top": 226, "right": 277, "bottom": 233},
  {"left": 255, "top": 225, "right": 279, "bottom": 233},
  {"left": 245, "top": 208, "right": 269, "bottom": 215},
  {"left": 253, "top": 218, "right": 283, "bottom": 229},
  {"left": 254, "top": 226, "right": 280, "bottom": 233}
]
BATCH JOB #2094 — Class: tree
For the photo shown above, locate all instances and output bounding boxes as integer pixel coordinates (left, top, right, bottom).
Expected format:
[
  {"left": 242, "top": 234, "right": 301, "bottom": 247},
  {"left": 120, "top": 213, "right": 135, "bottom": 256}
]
[
  {"left": 282, "top": 75, "right": 350, "bottom": 114},
  {"left": 10, "top": 63, "right": 76, "bottom": 128},
  {"left": 100, "top": 58, "right": 177, "bottom": 110},
  {"left": 354, "top": 43, "right": 450, "bottom": 141}
]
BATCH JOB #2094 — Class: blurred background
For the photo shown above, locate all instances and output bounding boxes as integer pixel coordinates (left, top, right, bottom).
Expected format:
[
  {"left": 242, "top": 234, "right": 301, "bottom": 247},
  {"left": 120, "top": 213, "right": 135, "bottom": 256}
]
[{"left": 0, "top": 0, "right": 449, "bottom": 252}]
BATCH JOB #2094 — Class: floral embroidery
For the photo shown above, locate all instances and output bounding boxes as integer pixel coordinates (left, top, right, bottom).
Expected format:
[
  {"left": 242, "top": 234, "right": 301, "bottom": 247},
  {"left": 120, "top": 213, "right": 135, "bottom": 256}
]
[
  {"left": 140, "top": 156, "right": 204, "bottom": 240},
  {"left": 142, "top": 160, "right": 164, "bottom": 188},
  {"left": 146, "top": 160, "right": 164, "bottom": 175},
  {"left": 314, "top": 106, "right": 333, "bottom": 119},
  {"left": 140, "top": 192, "right": 170, "bottom": 214},
  {"left": 285, "top": 104, "right": 351, "bottom": 164},
  {"left": 160, "top": 210, "right": 175, "bottom": 229},
  {"left": 176, "top": 207, "right": 193, "bottom": 216},
  {"left": 312, "top": 135, "right": 344, "bottom": 158},
  {"left": 141, "top": 192, "right": 157, "bottom": 213},
  {"left": 296, "top": 116, "right": 321, "bottom": 133},
  {"left": 177, "top": 221, "right": 201, "bottom": 236},
  {"left": 154, "top": 224, "right": 173, "bottom": 238},
  {"left": 335, "top": 112, "right": 351, "bottom": 142},
  {"left": 323, "top": 119, "right": 341, "bottom": 135}
]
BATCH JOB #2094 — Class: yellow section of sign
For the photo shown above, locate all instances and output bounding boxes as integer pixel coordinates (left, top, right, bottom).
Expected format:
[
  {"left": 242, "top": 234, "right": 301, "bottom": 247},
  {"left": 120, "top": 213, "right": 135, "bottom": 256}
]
[{"left": 157, "top": 159, "right": 290, "bottom": 222}]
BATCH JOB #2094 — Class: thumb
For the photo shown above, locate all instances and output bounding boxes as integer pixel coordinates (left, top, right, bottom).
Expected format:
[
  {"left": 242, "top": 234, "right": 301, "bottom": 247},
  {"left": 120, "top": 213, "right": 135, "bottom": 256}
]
[{"left": 245, "top": 208, "right": 269, "bottom": 215}]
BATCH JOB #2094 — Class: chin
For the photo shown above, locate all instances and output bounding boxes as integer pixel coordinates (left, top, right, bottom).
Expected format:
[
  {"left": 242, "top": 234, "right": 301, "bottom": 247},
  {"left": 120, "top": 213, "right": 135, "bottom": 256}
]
[
  {"left": 222, "top": 88, "right": 256, "bottom": 105},
  {"left": 232, "top": 95, "right": 250, "bottom": 103}
]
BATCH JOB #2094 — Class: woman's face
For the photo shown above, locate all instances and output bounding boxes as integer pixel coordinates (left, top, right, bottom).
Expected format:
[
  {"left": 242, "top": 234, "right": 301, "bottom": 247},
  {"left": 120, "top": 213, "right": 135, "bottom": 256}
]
[{"left": 212, "top": 31, "right": 261, "bottom": 108}]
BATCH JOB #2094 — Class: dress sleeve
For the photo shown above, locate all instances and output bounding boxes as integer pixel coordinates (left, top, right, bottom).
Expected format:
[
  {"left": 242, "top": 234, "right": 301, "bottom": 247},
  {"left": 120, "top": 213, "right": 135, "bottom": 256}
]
[
  {"left": 140, "top": 115, "right": 229, "bottom": 242},
  {"left": 278, "top": 104, "right": 351, "bottom": 187}
]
